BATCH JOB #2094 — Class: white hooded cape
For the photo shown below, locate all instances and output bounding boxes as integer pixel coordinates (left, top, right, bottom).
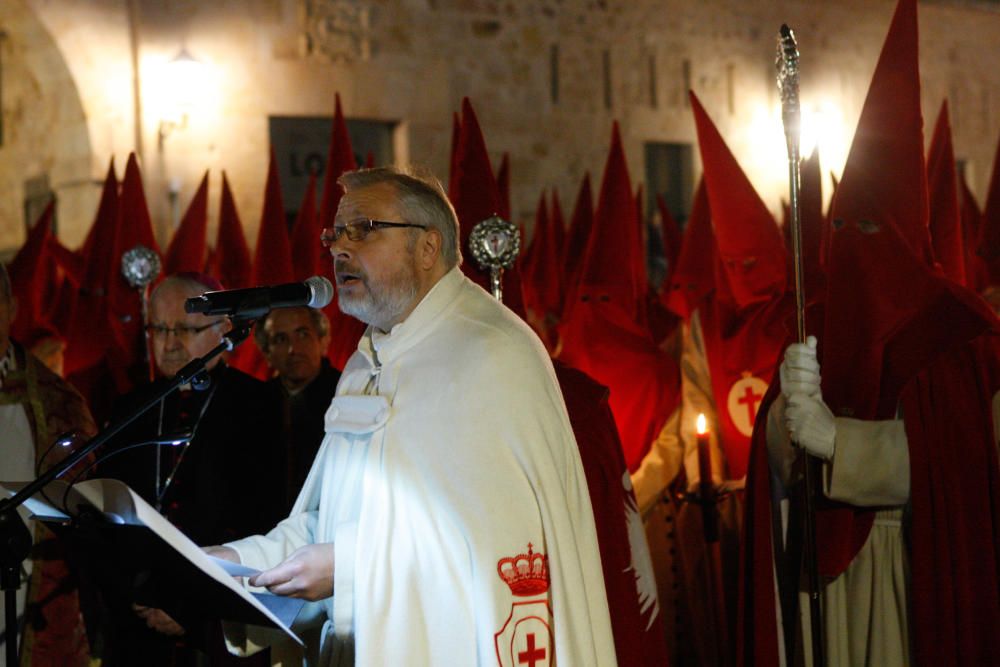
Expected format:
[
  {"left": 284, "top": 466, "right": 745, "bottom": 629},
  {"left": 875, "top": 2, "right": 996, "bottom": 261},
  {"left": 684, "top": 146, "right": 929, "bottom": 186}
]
[{"left": 226, "top": 268, "right": 616, "bottom": 666}]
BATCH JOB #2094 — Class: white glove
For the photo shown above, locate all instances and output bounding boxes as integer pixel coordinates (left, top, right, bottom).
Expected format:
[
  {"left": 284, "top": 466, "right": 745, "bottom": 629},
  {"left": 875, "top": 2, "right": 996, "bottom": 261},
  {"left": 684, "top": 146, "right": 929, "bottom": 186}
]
[
  {"left": 784, "top": 392, "right": 836, "bottom": 460},
  {"left": 779, "top": 335, "right": 821, "bottom": 398}
]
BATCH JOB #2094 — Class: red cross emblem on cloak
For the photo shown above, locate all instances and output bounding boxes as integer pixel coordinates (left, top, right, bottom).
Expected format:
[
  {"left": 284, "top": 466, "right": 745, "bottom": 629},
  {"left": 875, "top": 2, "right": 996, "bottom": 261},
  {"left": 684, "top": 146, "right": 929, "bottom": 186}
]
[
  {"left": 725, "top": 373, "right": 769, "bottom": 437},
  {"left": 495, "top": 544, "right": 553, "bottom": 666},
  {"left": 495, "top": 603, "right": 552, "bottom": 667}
]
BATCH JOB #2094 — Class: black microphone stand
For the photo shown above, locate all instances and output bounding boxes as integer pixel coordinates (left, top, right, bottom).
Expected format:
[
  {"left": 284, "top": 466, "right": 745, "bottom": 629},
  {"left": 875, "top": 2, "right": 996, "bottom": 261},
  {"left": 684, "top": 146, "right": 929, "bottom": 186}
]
[{"left": 0, "top": 319, "right": 254, "bottom": 666}]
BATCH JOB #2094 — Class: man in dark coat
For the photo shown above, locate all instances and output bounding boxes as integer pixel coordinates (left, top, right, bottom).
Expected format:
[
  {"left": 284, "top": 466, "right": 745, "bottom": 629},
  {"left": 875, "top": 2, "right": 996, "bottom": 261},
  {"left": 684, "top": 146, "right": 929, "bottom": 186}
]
[
  {"left": 254, "top": 306, "right": 341, "bottom": 511},
  {"left": 94, "top": 273, "right": 282, "bottom": 666}
]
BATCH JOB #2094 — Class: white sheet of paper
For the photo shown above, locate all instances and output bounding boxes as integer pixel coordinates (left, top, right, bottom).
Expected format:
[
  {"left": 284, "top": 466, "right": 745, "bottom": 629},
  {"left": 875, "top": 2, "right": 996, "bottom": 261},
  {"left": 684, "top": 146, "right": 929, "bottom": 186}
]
[
  {"left": 210, "top": 555, "right": 261, "bottom": 578},
  {"left": 2, "top": 478, "right": 303, "bottom": 646}
]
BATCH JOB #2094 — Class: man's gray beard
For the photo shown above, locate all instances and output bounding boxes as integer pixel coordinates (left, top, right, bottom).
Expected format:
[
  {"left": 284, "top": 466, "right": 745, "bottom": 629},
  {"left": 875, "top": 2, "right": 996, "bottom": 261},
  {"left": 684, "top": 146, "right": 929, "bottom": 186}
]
[{"left": 338, "top": 261, "right": 419, "bottom": 330}]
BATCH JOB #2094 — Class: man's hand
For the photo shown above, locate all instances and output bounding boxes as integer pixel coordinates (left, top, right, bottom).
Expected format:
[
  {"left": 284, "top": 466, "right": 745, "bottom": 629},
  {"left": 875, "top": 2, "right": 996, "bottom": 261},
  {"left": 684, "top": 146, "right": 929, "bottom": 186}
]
[
  {"left": 204, "top": 545, "right": 241, "bottom": 564},
  {"left": 785, "top": 392, "right": 837, "bottom": 460},
  {"left": 133, "top": 604, "right": 185, "bottom": 636},
  {"left": 249, "top": 543, "right": 334, "bottom": 601},
  {"left": 779, "top": 335, "right": 821, "bottom": 398}
]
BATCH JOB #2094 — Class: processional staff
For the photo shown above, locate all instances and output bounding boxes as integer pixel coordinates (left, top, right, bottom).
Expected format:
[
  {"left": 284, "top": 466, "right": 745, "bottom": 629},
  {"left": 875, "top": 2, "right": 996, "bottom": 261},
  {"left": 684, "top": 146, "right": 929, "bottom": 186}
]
[
  {"left": 777, "top": 24, "right": 825, "bottom": 667},
  {"left": 121, "top": 245, "right": 162, "bottom": 382}
]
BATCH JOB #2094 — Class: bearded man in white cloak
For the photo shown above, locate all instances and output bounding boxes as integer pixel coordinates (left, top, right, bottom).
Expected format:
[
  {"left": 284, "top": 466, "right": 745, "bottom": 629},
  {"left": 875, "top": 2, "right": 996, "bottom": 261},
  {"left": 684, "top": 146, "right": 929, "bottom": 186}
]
[{"left": 207, "top": 167, "right": 616, "bottom": 666}]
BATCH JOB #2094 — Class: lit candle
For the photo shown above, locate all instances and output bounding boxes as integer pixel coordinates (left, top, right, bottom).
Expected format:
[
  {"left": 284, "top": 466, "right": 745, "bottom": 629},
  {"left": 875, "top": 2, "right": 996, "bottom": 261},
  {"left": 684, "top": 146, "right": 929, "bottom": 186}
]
[
  {"left": 696, "top": 413, "right": 719, "bottom": 543},
  {"left": 696, "top": 413, "right": 711, "bottom": 489}
]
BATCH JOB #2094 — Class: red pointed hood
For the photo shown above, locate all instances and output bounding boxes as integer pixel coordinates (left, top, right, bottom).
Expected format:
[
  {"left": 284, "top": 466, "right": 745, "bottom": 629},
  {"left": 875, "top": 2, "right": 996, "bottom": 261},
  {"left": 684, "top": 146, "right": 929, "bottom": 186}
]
[
  {"left": 64, "top": 160, "right": 120, "bottom": 376},
  {"left": 823, "top": 0, "right": 936, "bottom": 419},
  {"left": 690, "top": 92, "right": 786, "bottom": 308},
  {"left": 214, "top": 172, "right": 253, "bottom": 289},
  {"left": 48, "top": 238, "right": 85, "bottom": 287},
  {"left": 633, "top": 184, "right": 649, "bottom": 298},
  {"left": 960, "top": 171, "right": 988, "bottom": 291},
  {"left": 496, "top": 152, "right": 511, "bottom": 221},
  {"left": 656, "top": 194, "right": 682, "bottom": 289},
  {"left": 448, "top": 111, "right": 461, "bottom": 199},
  {"left": 78, "top": 160, "right": 120, "bottom": 295},
  {"left": 522, "top": 191, "right": 548, "bottom": 289},
  {"left": 562, "top": 173, "right": 594, "bottom": 307},
  {"left": 164, "top": 172, "right": 209, "bottom": 275},
  {"left": 978, "top": 129, "right": 1000, "bottom": 283},
  {"left": 556, "top": 123, "right": 681, "bottom": 466},
  {"left": 311, "top": 94, "right": 367, "bottom": 371},
  {"left": 664, "top": 179, "right": 714, "bottom": 319},
  {"left": 8, "top": 201, "right": 55, "bottom": 342},
  {"left": 110, "top": 153, "right": 160, "bottom": 377},
  {"left": 450, "top": 98, "right": 526, "bottom": 315},
  {"left": 254, "top": 149, "right": 294, "bottom": 285},
  {"left": 451, "top": 98, "right": 501, "bottom": 250},
  {"left": 522, "top": 192, "right": 554, "bottom": 344},
  {"left": 550, "top": 189, "right": 567, "bottom": 261},
  {"left": 546, "top": 188, "right": 568, "bottom": 319},
  {"left": 49, "top": 277, "right": 77, "bottom": 341},
  {"left": 566, "top": 122, "right": 643, "bottom": 320},
  {"left": 827, "top": 0, "right": 932, "bottom": 266},
  {"left": 318, "top": 93, "right": 357, "bottom": 232},
  {"left": 290, "top": 173, "right": 321, "bottom": 280},
  {"left": 927, "top": 101, "right": 966, "bottom": 284},
  {"left": 116, "top": 153, "right": 161, "bottom": 257},
  {"left": 523, "top": 190, "right": 565, "bottom": 331}
]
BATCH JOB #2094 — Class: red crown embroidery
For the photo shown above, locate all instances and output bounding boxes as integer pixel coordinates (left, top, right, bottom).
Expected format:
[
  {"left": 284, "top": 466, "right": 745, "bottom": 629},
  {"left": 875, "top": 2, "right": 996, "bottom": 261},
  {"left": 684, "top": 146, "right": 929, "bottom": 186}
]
[{"left": 497, "top": 543, "right": 550, "bottom": 596}]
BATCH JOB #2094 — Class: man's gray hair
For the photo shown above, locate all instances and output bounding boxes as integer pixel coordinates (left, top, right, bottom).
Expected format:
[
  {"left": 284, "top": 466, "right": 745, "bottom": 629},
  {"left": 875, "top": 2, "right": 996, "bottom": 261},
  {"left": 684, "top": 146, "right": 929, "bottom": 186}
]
[
  {"left": 253, "top": 306, "right": 331, "bottom": 354},
  {"left": 337, "top": 167, "right": 463, "bottom": 268},
  {"left": 0, "top": 263, "right": 11, "bottom": 303}
]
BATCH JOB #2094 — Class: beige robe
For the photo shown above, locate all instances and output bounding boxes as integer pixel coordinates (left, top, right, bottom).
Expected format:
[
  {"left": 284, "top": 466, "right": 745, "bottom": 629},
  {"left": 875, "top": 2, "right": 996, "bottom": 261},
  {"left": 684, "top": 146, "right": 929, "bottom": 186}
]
[{"left": 767, "top": 397, "right": 910, "bottom": 667}]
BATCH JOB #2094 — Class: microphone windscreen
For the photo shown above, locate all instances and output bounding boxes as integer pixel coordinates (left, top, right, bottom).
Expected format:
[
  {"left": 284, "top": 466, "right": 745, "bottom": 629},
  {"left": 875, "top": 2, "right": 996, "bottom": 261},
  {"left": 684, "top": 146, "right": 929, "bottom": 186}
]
[{"left": 305, "top": 276, "right": 335, "bottom": 309}]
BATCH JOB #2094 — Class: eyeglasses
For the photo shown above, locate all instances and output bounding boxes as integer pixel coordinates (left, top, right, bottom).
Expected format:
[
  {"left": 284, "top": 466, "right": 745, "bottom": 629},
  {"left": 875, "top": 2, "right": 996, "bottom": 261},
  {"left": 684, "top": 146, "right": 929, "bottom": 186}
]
[
  {"left": 320, "top": 218, "right": 429, "bottom": 247},
  {"left": 145, "top": 321, "right": 223, "bottom": 340}
]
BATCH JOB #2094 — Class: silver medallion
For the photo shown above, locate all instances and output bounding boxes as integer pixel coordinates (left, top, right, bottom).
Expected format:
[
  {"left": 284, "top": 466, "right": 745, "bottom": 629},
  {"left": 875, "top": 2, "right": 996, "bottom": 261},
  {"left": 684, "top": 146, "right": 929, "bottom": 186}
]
[
  {"left": 469, "top": 215, "right": 520, "bottom": 301},
  {"left": 121, "top": 245, "right": 162, "bottom": 289}
]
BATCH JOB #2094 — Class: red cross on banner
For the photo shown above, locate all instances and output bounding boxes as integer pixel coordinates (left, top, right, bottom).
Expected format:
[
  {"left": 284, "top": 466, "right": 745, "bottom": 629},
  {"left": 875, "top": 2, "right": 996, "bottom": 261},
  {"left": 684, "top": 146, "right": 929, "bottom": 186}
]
[{"left": 738, "top": 383, "right": 764, "bottom": 424}]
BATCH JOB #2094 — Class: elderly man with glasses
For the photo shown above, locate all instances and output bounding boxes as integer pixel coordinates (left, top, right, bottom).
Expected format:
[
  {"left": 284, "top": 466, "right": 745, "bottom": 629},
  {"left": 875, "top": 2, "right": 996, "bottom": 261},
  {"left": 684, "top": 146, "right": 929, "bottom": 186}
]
[
  {"left": 202, "top": 167, "right": 616, "bottom": 666},
  {"left": 94, "top": 272, "right": 283, "bottom": 667}
]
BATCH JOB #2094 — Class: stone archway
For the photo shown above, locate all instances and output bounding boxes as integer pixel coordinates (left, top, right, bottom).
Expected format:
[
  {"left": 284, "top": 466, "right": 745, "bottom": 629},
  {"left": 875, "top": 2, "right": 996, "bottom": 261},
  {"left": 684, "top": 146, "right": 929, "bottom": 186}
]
[{"left": 0, "top": 0, "right": 93, "bottom": 254}]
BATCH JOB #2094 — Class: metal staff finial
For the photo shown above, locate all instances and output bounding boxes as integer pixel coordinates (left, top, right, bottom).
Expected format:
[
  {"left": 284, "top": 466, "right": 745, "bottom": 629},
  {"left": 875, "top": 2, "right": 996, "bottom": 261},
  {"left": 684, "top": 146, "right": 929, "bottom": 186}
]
[
  {"left": 121, "top": 245, "right": 162, "bottom": 380},
  {"left": 776, "top": 23, "right": 825, "bottom": 667},
  {"left": 469, "top": 214, "right": 520, "bottom": 302},
  {"left": 777, "top": 25, "right": 802, "bottom": 165},
  {"left": 777, "top": 24, "right": 805, "bottom": 343}
]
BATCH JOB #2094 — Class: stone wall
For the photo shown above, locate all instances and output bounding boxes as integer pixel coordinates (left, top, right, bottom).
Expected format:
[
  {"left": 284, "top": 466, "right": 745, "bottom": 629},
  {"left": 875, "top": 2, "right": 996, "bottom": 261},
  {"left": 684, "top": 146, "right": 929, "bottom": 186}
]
[{"left": 1, "top": 0, "right": 998, "bottom": 256}]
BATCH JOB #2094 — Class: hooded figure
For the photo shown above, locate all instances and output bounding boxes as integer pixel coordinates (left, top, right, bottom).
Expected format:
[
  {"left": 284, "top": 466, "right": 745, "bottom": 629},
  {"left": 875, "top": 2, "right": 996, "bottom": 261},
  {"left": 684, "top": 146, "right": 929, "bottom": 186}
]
[{"left": 741, "top": 1, "right": 1000, "bottom": 664}]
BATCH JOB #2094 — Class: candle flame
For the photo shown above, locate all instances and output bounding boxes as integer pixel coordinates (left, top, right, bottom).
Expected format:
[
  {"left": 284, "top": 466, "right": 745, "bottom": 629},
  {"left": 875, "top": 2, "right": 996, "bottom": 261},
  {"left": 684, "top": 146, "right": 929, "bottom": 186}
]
[{"left": 696, "top": 413, "right": 708, "bottom": 435}]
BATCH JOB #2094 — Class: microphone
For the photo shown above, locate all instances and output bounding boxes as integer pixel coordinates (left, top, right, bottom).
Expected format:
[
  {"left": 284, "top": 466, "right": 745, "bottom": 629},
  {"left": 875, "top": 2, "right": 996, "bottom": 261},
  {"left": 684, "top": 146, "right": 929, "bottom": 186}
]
[{"left": 184, "top": 276, "right": 334, "bottom": 319}]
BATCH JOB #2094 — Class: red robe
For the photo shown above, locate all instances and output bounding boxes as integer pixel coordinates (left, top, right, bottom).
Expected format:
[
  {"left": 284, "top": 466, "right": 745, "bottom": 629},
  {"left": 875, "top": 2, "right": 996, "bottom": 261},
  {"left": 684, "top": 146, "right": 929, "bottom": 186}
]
[{"left": 554, "top": 361, "right": 670, "bottom": 666}]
